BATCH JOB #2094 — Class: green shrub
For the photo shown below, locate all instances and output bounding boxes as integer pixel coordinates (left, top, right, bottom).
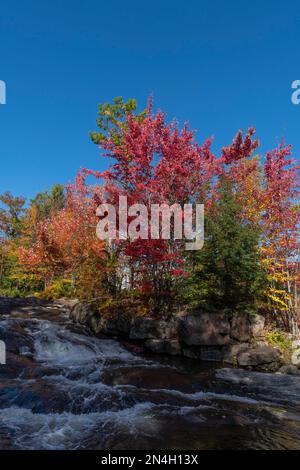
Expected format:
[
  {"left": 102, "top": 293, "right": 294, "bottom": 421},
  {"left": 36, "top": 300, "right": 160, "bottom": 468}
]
[
  {"left": 266, "top": 331, "right": 293, "bottom": 362},
  {"left": 0, "top": 273, "right": 44, "bottom": 298}
]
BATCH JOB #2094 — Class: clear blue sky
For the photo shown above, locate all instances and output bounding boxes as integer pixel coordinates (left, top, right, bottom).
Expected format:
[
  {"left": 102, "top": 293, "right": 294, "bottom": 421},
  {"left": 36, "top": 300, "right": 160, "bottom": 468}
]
[{"left": 1, "top": 0, "right": 300, "bottom": 200}]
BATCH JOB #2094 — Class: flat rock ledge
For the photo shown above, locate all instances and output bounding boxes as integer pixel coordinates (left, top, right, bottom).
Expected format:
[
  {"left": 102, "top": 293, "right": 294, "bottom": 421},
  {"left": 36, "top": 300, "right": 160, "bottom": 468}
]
[{"left": 69, "top": 302, "right": 293, "bottom": 373}]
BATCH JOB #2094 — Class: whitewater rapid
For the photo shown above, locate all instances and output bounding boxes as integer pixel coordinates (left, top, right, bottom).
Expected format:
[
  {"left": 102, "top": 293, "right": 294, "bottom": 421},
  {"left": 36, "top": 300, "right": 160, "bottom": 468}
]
[{"left": 1, "top": 299, "right": 300, "bottom": 450}]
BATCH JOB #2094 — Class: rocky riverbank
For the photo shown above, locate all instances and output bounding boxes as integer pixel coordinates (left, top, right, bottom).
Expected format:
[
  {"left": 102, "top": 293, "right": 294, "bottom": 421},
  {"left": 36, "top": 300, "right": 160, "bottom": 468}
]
[{"left": 70, "top": 302, "right": 299, "bottom": 374}]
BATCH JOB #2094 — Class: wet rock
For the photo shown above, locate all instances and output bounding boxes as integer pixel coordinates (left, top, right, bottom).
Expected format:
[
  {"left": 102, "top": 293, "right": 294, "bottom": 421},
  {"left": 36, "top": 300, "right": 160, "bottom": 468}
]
[
  {"left": 70, "top": 303, "right": 93, "bottom": 324},
  {"left": 200, "top": 347, "right": 226, "bottom": 362},
  {"left": 178, "top": 313, "right": 231, "bottom": 346},
  {"left": 223, "top": 343, "right": 250, "bottom": 365},
  {"left": 130, "top": 318, "right": 171, "bottom": 340},
  {"left": 101, "top": 365, "right": 194, "bottom": 389},
  {"left": 56, "top": 298, "right": 79, "bottom": 309},
  {"left": 217, "top": 367, "right": 300, "bottom": 405},
  {"left": 237, "top": 344, "right": 281, "bottom": 370},
  {"left": 182, "top": 347, "right": 201, "bottom": 359},
  {"left": 144, "top": 339, "right": 181, "bottom": 356},
  {"left": 165, "top": 317, "right": 180, "bottom": 338},
  {"left": 96, "top": 316, "right": 131, "bottom": 337},
  {"left": 230, "top": 315, "right": 250, "bottom": 342},
  {"left": 88, "top": 314, "right": 102, "bottom": 334},
  {"left": 182, "top": 346, "right": 226, "bottom": 362},
  {"left": 144, "top": 339, "right": 166, "bottom": 354},
  {"left": 0, "top": 297, "right": 61, "bottom": 317},
  {"left": 18, "top": 346, "right": 34, "bottom": 358},
  {"left": 249, "top": 314, "right": 265, "bottom": 338},
  {"left": 277, "top": 365, "right": 300, "bottom": 376},
  {"left": 0, "top": 352, "right": 38, "bottom": 379},
  {"left": 165, "top": 340, "right": 182, "bottom": 356},
  {"left": 0, "top": 321, "right": 33, "bottom": 354}
]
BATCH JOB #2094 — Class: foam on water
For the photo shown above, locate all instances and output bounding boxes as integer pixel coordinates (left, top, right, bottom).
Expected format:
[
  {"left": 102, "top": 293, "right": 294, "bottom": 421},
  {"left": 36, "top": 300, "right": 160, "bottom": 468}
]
[
  {"left": 0, "top": 402, "right": 157, "bottom": 450},
  {"left": 29, "top": 321, "right": 137, "bottom": 365},
  {"left": 116, "top": 384, "right": 269, "bottom": 406}
]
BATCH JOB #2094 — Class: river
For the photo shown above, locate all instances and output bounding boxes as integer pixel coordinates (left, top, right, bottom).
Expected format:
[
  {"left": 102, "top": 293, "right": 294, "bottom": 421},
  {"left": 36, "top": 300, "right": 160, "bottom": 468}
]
[{"left": 0, "top": 298, "right": 300, "bottom": 450}]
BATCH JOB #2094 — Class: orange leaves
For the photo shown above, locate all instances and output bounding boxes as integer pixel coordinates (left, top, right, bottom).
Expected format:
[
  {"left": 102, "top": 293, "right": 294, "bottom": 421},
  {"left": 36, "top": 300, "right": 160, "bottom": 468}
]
[{"left": 19, "top": 176, "right": 105, "bottom": 279}]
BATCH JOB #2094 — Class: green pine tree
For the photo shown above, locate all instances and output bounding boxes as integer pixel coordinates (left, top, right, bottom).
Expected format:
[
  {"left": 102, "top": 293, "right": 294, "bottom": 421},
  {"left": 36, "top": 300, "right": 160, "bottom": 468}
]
[{"left": 182, "top": 177, "right": 265, "bottom": 312}]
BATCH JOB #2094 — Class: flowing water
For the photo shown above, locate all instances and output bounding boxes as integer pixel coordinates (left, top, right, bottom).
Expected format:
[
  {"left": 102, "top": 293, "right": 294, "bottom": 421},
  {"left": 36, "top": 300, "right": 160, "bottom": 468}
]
[{"left": 1, "top": 298, "right": 300, "bottom": 450}]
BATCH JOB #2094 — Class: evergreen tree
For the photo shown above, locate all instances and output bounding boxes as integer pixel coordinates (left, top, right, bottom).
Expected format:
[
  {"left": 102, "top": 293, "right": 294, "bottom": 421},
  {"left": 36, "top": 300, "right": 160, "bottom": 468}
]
[
  {"left": 183, "top": 178, "right": 265, "bottom": 312},
  {"left": 89, "top": 96, "right": 145, "bottom": 146},
  {"left": 30, "top": 184, "right": 66, "bottom": 221},
  {"left": 0, "top": 191, "right": 26, "bottom": 239}
]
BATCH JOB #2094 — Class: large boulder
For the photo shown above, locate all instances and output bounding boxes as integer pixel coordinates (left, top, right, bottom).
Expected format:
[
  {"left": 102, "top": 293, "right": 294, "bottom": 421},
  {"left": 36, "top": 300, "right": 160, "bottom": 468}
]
[
  {"left": 277, "top": 365, "right": 300, "bottom": 376},
  {"left": 165, "top": 317, "right": 180, "bottom": 338},
  {"left": 95, "top": 316, "right": 131, "bottom": 337},
  {"left": 70, "top": 302, "right": 93, "bottom": 324},
  {"left": 182, "top": 345, "right": 226, "bottom": 361},
  {"left": 129, "top": 317, "right": 177, "bottom": 340},
  {"left": 178, "top": 313, "right": 231, "bottom": 346},
  {"left": 237, "top": 344, "right": 281, "bottom": 371},
  {"left": 182, "top": 347, "right": 202, "bottom": 359},
  {"left": 230, "top": 314, "right": 250, "bottom": 342},
  {"left": 199, "top": 347, "right": 226, "bottom": 362},
  {"left": 223, "top": 343, "right": 250, "bottom": 365},
  {"left": 249, "top": 314, "right": 265, "bottom": 338},
  {"left": 87, "top": 314, "right": 102, "bottom": 334},
  {"left": 56, "top": 298, "right": 79, "bottom": 310},
  {"left": 144, "top": 339, "right": 181, "bottom": 356}
]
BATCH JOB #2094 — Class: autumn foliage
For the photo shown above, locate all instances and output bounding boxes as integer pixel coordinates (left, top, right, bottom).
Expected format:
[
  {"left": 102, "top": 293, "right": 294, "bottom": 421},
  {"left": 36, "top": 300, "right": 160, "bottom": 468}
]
[{"left": 0, "top": 97, "right": 299, "bottom": 332}]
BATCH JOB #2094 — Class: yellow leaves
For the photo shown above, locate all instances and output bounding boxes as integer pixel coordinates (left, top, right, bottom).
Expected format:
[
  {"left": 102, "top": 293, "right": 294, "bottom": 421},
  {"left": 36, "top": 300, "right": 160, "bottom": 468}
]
[
  {"left": 267, "top": 294, "right": 289, "bottom": 310},
  {"left": 38, "top": 278, "right": 74, "bottom": 301},
  {"left": 269, "top": 287, "right": 291, "bottom": 299},
  {"left": 136, "top": 305, "right": 149, "bottom": 317},
  {"left": 262, "top": 256, "right": 296, "bottom": 312},
  {"left": 266, "top": 272, "right": 290, "bottom": 283},
  {"left": 262, "top": 281, "right": 293, "bottom": 311},
  {"left": 264, "top": 288, "right": 290, "bottom": 310},
  {"left": 260, "top": 245, "right": 275, "bottom": 254}
]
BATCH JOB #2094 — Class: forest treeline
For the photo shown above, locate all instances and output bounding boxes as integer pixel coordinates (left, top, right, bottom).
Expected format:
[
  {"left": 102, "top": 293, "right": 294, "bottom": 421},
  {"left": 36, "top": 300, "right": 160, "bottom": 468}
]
[{"left": 0, "top": 97, "right": 299, "bottom": 333}]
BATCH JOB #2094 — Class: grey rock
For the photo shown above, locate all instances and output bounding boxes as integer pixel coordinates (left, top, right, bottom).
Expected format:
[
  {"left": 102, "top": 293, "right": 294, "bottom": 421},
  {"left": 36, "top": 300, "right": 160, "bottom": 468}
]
[
  {"left": 130, "top": 318, "right": 170, "bottom": 340},
  {"left": 181, "top": 346, "right": 224, "bottom": 361},
  {"left": 18, "top": 346, "right": 33, "bottom": 358},
  {"left": 182, "top": 348, "right": 202, "bottom": 359},
  {"left": 223, "top": 343, "right": 250, "bottom": 365},
  {"left": 230, "top": 315, "right": 250, "bottom": 342},
  {"left": 178, "top": 313, "right": 231, "bottom": 346},
  {"left": 277, "top": 365, "right": 300, "bottom": 376},
  {"left": 237, "top": 344, "right": 281, "bottom": 370},
  {"left": 144, "top": 339, "right": 181, "bottom": 356},
  {"left": 165, "top": 317, "right": 180, "bottom": 338},
  {"left": 97, "top": 316, "right": 131, "bottom": 337},
  {"left": 165, "top": 339, "right": 182, "bottom": 356},
  {"left": 200, "top": 347, "right": 226, "bottom": 362},
  {"left": 70, "top": 302, "right": 93, "bottom": 324},
  {"left": 56, "top": 298, "right": 79, "bottom": 309},
  {"left": 249, "top": 314, "right": 265, "bottom": 338},
  {"left": 144, "top": 339, "right": 165, "bottom": 354},
  {"left": 88, "top": 314, "right": 102, "bottom": 334}
]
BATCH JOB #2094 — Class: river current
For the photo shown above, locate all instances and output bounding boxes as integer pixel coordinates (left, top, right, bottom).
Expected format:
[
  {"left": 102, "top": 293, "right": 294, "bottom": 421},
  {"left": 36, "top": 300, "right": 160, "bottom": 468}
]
[{"left": 1, "top": 298, "right": 300, "bottom": 450}]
